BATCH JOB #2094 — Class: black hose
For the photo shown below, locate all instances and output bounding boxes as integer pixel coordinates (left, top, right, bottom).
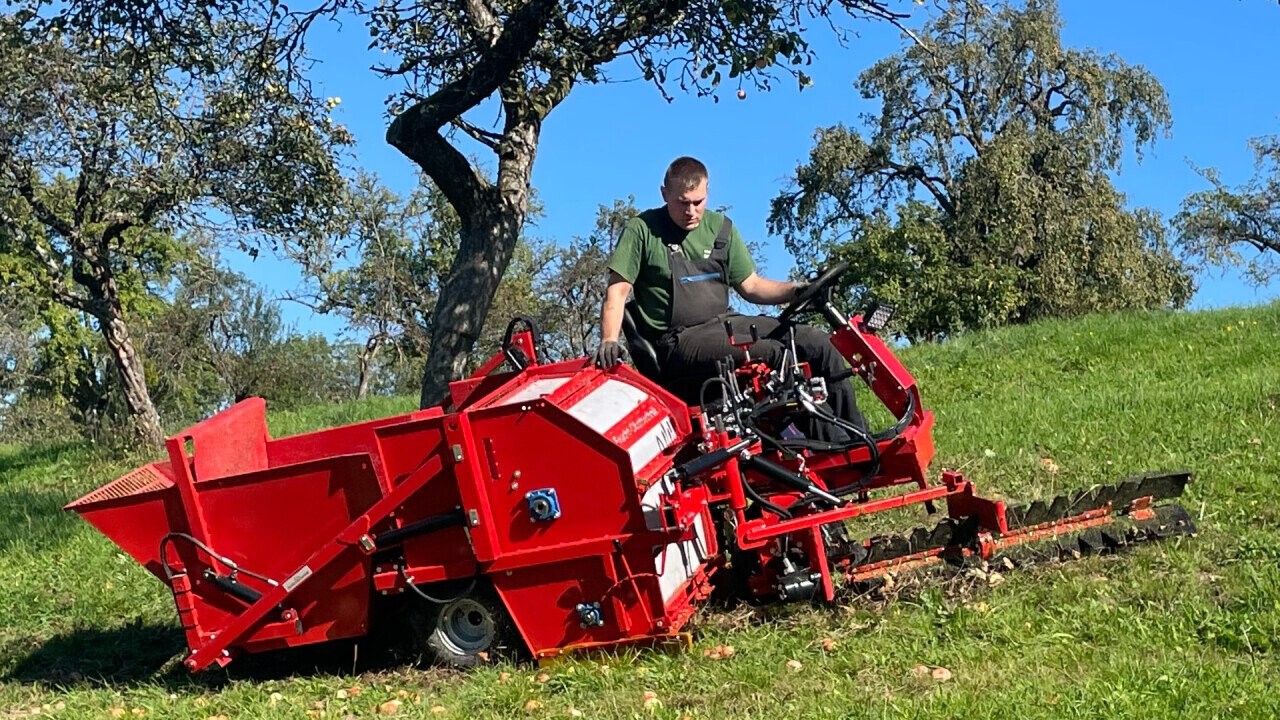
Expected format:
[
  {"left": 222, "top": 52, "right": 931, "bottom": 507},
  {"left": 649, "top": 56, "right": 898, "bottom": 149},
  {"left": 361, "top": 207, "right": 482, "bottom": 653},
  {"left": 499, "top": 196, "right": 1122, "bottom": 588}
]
[
  {"left": 873, "top": 390, "right": 917, "bottom": 442},
  {"left": 374, "top": 510, "right": 467, "bottom": 548},
  {"left": 501, "top": 316, "right": 545, "bottom": 367},
  {"left": 203, "top": 570, "right": 263, "bottom": 604},
  {"left": 401, "top": 568, "right": 478, "bottom": 605},
  {"left": 671, "top": 439, "right": 751, "bottom": 481},
  {"left": 742, "top": 478, "right": 792, "bottom": 520},
  {"left": 742, "top": 455, "right": 826, "bottom": 497},
  {"left": 700, "top": 376, "right": 730, "bottom": 411},
  {"left": 158, "top": 532, "right": 278, "bottom": 586}
]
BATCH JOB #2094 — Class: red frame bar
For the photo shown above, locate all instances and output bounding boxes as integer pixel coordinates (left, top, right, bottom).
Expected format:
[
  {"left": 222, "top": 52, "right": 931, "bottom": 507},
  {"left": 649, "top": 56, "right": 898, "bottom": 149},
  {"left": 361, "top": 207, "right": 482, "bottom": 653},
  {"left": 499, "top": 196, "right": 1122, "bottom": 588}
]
[{"left": 182, "top": 453, "right": 446, "bottom": 671}]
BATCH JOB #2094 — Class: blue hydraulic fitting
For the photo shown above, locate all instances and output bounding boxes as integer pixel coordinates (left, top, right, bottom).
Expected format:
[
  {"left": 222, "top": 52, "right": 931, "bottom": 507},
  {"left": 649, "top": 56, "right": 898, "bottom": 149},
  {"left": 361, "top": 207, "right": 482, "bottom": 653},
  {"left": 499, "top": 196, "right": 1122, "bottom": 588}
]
[
  {"left": 525, "top": 488, "right": 561, "bottom": 522},
  {"left": 576, "top": 602, "right": 604, "bottom": 628}
]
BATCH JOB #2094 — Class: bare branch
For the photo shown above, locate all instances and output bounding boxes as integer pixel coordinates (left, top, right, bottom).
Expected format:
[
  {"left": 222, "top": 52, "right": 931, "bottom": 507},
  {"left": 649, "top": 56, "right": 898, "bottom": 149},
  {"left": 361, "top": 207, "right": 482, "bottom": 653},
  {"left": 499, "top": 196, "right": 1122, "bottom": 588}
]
[
  {"left": 11, "top": 171, "right": 78, "bottom": 242},
  {"left": 451, "top": 117, "right": 503, "bottom": 150}
]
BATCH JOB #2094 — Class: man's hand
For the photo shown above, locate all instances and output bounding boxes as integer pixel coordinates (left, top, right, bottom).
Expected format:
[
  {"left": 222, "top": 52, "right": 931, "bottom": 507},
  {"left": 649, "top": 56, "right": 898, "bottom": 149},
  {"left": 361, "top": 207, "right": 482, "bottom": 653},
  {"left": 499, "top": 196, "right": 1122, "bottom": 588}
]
[
  {"left": 593, "top": 340, "right": 628, "bottom": 368},
  {"left": 790, "top": 281, "right": 811, "bottom": 303}
]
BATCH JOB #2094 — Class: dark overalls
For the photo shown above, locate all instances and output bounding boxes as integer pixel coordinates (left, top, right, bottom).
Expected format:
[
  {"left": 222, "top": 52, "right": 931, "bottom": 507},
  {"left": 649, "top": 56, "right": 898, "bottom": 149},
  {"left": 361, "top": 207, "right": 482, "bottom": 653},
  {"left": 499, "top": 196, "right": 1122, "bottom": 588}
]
[{"left": 647, "top": 220, "right": 867, "bottom": 442}]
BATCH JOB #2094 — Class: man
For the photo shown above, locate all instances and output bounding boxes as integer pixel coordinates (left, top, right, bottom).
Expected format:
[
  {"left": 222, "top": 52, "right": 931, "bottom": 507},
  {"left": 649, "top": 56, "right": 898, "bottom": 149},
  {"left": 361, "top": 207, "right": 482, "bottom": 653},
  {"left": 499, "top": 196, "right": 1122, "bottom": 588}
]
[{"left": 593, "top": 156, "right": 866, "bottom": 441}]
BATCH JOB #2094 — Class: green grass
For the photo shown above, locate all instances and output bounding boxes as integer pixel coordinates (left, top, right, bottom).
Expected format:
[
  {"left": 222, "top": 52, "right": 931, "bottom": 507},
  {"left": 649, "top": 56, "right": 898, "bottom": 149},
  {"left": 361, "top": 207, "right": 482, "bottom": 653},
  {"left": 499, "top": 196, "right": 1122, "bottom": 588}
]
[{"left": 3, "top": 304, "right": 1278, "bottom": 718}]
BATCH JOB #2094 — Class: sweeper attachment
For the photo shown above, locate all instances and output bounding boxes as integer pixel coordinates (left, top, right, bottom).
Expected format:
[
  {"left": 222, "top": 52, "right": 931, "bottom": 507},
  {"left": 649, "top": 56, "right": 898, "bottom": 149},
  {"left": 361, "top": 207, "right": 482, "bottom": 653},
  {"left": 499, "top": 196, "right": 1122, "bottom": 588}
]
[{"left": 66, "top": 265, "right": 1195, "bottom": 671}]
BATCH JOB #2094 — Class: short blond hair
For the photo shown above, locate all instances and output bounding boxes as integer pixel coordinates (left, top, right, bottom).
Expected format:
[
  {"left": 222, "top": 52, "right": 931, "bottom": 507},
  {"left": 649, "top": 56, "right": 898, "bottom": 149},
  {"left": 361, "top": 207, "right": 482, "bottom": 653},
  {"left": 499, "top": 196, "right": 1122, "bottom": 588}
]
[{"left": 663, "top": 156, "right": 708, "bottom": 191}]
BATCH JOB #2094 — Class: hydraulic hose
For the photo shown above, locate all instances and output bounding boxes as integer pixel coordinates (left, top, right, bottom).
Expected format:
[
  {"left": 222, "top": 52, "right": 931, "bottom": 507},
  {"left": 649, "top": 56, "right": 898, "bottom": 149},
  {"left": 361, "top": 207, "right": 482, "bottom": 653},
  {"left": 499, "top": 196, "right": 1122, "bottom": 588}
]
[
  {"left": 742, "top": 455, "right": 842, "bottom": 506},
  {"left": 374, "top": 510, "right": 467, "bottom": 548}
]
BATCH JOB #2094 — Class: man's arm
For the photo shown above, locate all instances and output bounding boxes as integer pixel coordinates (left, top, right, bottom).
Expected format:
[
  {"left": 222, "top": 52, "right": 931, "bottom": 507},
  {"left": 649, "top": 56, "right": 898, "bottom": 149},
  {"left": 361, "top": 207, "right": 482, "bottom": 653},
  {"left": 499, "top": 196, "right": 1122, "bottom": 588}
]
[
  {"left": 736, "top": 272, "right": 801, "bottom": 306},
  {"left": 600, "top": 271, "right": 633, "bottom": 342}
]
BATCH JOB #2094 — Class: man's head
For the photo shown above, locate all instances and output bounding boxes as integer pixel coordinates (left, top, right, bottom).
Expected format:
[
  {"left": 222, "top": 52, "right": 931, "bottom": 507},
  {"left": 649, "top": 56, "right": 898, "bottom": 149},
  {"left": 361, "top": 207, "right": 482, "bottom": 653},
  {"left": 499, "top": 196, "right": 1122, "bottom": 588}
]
[{"left": 661, "top": 156, "right": 708, "bottom": 231}]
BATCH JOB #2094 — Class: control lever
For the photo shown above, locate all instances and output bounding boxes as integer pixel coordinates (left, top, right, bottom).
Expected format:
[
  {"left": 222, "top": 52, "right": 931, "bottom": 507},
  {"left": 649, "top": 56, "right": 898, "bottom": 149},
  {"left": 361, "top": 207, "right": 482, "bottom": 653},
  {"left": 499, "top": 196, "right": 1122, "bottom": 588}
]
[{"left": 724, "top": 319, "right": 759, "bottom": 362}]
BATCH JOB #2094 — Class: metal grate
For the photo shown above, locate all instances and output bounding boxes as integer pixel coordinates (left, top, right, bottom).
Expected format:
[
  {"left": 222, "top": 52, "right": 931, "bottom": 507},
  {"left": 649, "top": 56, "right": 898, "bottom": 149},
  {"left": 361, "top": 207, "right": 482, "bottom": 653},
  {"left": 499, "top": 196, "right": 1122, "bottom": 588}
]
[{"left": 67, "top": 464, "right": 172, "bottom": 508}]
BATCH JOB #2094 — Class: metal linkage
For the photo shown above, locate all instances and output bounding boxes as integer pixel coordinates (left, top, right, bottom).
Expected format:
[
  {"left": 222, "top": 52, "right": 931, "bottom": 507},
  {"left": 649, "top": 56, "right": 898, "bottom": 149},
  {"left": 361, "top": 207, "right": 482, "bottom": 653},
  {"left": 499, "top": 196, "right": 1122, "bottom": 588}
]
[{"left": 834, "top": 471, "right": 1196, "bottom": 584}]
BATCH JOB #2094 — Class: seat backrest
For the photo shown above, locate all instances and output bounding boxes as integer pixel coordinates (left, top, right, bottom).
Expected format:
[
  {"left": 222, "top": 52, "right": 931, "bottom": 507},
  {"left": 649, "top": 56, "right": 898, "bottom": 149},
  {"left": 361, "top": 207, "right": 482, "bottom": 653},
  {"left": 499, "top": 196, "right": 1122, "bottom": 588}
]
[{"left": 621, "top": 300, "right": 662, "bottom": 379}]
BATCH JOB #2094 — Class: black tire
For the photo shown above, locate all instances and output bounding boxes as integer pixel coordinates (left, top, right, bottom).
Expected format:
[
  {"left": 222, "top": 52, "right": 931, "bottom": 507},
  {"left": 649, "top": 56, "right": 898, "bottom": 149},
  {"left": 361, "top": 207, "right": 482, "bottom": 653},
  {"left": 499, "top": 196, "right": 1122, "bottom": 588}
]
[{"left": 408, "top": 584, "right": 519, "bottom": 668}]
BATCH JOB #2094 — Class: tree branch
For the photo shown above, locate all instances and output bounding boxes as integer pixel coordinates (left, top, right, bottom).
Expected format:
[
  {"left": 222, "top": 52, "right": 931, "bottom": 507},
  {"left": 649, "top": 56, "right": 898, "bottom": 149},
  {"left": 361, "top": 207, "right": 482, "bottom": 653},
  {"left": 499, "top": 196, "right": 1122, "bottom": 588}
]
[
  {"left": 884, "top": 159, "right": 955, "bottom": 215},
  {"left": 12, "top": 171, "right": 78, "bottom": 242},
  {"left": 0, "top": 207, "right": 94, "bottom": 312},
  {"left": 451, "top": 117, "right": 503, "bottom": 150}
]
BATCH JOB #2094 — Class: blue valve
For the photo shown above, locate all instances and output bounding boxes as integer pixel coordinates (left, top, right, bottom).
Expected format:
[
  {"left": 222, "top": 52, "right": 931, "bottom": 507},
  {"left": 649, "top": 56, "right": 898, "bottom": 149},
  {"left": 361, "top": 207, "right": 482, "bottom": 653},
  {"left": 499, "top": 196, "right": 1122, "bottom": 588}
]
[
  {"left": 576, "top": 602, "right": 604, "bottom": 628},
  {"left": 525, "top": 488, "right": 561, "bottom": 522}
]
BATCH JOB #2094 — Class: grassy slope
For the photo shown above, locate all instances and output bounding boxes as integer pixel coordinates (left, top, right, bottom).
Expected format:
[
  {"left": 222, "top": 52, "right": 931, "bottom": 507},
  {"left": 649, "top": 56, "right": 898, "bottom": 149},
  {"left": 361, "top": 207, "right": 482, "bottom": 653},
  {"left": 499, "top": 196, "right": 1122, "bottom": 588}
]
[{"left": 1, "top": 304, "right": 1277, "bottom": 719}]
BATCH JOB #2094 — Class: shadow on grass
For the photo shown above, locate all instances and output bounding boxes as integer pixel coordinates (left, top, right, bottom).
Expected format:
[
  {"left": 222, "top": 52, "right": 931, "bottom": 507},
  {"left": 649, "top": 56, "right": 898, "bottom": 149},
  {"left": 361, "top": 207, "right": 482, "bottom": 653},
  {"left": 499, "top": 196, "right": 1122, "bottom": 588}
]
[
  {"left": 5, "top": 612, "right": 427, "bottom": 689},
  {"left": 222, "top": 638, "right": 414, "bottom": 681},
  {"left": 4, "top": 622, "right": 193, "bottom": 689}
]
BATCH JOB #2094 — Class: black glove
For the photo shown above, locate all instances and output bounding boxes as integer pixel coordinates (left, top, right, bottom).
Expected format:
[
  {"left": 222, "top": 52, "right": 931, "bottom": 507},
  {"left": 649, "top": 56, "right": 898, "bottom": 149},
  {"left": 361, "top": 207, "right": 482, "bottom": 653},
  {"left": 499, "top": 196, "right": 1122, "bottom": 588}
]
[
  {"left": 593, "top": 340, "right": 628, "bottom": 367},
  {"left": 791, "top": 281, "right": 811, "bottom": 303}
]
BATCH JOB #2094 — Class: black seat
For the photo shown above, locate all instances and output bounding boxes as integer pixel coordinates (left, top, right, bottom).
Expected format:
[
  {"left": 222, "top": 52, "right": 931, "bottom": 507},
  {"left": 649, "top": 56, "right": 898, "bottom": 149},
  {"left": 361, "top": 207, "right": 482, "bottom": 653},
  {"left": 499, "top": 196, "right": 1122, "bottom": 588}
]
[
  {"left": 621, "top": 300, "right": 663, "bottom": 380},
  {"left": 621, "top": 302, "right": 705, "bottom": 406}
]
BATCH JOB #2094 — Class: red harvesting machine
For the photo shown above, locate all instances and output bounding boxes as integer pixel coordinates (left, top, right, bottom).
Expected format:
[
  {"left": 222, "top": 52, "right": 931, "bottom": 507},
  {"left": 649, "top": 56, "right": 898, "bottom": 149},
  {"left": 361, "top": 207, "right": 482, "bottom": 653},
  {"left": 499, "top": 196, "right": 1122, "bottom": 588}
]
[{"left": 66, "top": 265, "right": 1195, "bottom": 671}]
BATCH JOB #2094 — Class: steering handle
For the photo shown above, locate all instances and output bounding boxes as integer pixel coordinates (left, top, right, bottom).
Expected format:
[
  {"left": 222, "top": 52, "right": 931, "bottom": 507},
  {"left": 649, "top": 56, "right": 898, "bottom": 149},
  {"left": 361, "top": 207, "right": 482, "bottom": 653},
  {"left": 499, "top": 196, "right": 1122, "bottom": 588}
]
[{"left": 778, "top": 261, "right": 849, "bottom": 322}]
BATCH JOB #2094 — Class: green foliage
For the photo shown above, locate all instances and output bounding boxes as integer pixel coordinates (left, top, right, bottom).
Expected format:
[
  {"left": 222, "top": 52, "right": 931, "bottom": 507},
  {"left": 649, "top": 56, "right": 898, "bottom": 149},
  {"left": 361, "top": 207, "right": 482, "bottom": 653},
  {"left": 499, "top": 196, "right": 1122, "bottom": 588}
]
[
  {"left": 2, "top": 243, "right": 354, "bottom": 439},
  {"left": 771, "top": 0, "right": 1193, "bottom": 341},
  {"left": 357, "top": 0, "right": 906, "bottom": 110},
  {"left": 0, "top": 271, "right": 41, "bottom": 400},
  {"left": 154, "top": 258, "right": 349, "bottom": 413},
  {"left": 1176, "top": 135, "right": 1280, "bottom": 283},
  {"left": 288, "top": 172, "right": 462, "bottom": 396},
  {"left": 2, "top": 303, "right": 1279, "bottom": 716},
  {"left": 534, "top": 198, "right": 638, "bottom": 359},
  {"left": 0, "top": 15, "right": 350, "bottom": 443},
  {"left": 292, "top": 179, "right": 630, "bottom": 386},
  {"left": 38, "top": 0, "right": 910, "bottom": 405}
]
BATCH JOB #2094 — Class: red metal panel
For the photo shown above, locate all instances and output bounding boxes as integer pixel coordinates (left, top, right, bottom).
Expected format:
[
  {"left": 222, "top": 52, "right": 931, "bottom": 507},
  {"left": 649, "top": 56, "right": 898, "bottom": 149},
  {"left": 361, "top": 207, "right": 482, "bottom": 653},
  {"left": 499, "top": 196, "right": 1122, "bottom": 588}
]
[
  {"left": 491, "top": 554, "right": 662, "bottom": 657},
  {"left": 444, "top": 413, "right": 500, "bottom": 562},
  {"left": 239, "top": 555, "right": 371, "bottom": 653},
  {"left": 190, "top": 454, "right": 381, "bottom": 581},
  {"left": 181, "top": 454, "right": 382, "bottom": 647},
  {"left": 831, "top": 319, "right": 920, "bottom": 420},
  {"left": 265, "top": 410, "right": 441, "bottom": 493},
  {"left": 186, "top": 398, "right": 270, "bottom": 482},
  {"left": 374, "top": 416, "right": 476, "bottom": 575},
  {"left": 166, "top": 434, "right": 211, "bottom": 546},
  {"left": 68, "top": 479, "right": 183, "bottom": 581},
  {"left": 181, "top": 452, "right": 448, "bottom": 670},
  {"left": 467, "top": 406, "right": 636, "bottom": 558}
]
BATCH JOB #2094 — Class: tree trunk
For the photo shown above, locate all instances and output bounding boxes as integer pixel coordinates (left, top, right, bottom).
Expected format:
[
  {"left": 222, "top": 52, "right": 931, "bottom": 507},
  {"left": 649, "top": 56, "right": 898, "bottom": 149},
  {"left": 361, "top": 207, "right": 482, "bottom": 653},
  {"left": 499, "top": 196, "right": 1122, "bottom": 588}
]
[
  {"left": 100, "top": 311, "right": 165, "bottom": 447},
  {"left": 356, "top": 336, "right": 382, "bottom": 400},
  {"left": 416, "top": 115, "right": 541, "bottom": 408},
  {"left": 418, "top": 199, "right": 526, "bottom": 407}
]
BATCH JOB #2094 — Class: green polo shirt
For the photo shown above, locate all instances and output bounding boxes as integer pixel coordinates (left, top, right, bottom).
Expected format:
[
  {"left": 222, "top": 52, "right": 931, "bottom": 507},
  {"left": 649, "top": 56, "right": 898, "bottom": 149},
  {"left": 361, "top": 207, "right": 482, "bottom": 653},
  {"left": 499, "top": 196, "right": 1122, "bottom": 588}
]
[{"left": 607, "top": 209, "right": 755, "bottom": 332}]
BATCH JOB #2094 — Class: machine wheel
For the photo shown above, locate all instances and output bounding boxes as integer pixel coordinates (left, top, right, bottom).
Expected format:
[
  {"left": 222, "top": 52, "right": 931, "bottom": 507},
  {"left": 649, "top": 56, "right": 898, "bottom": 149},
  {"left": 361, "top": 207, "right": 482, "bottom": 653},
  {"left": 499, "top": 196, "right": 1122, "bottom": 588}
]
[{"left": 409, "top": 584, "right": 517, "bottom": 668}]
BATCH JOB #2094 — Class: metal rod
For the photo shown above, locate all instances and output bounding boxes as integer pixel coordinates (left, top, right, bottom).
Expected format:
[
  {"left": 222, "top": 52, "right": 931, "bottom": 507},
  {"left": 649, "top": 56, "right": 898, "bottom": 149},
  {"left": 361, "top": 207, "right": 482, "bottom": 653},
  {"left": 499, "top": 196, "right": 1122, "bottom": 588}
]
[{"left": 374, "top": 510, "right": 467, "bottom": 548}]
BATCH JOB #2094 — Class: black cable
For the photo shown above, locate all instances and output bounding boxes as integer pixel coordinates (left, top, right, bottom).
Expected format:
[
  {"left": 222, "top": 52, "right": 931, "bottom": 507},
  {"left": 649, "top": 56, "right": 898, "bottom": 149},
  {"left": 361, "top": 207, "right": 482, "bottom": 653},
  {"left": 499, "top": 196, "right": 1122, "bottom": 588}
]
[
  {"left": 700, "top": 376, "right": 730, "bottom": 411},
  {"left": 742, "top": 476, "right": 792, "bottom": 520},
  {"left": 760, "top": 397, "right": 881, "bottom": 503},
  {"left": 400, "top": 567, "right": 478, "bottom": 604},
  {"left": 743, "top": 414, "right": 802, "bottom": 462},
  {"left": 158, "top": 532, "right": 279, "bottom": 586},
  {"left": 803, "top": 401, "right": 883, "bottom": 498},
  {"left": 873, "top": 390, "right": 917, "bottom": 442},
  {"left": 749, "top": 398, "right": 869, "bottom": 456}
]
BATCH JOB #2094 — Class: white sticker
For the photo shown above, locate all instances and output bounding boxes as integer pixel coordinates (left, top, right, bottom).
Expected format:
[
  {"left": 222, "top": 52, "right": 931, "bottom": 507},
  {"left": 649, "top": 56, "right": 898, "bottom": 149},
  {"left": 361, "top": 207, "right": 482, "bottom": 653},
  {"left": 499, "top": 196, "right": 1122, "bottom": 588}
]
[{"left": 283, "top": 565, "right": 313, "bottom": 592}]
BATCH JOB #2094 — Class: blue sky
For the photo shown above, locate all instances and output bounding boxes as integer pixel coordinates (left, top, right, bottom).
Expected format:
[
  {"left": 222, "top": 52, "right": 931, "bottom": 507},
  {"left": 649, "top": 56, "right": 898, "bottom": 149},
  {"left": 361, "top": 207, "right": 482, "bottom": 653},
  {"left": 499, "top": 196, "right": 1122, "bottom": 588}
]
[{"left": 251, "top": 0, "right": 1280, "bottom": 337}]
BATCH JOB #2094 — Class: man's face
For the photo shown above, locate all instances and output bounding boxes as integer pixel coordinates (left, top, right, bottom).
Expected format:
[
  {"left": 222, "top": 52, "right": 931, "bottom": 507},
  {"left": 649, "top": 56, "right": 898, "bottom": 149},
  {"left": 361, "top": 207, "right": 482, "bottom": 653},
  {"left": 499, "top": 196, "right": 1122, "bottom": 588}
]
[{"left": 661, "top": 178, "right": 708, "bottom": 231}]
